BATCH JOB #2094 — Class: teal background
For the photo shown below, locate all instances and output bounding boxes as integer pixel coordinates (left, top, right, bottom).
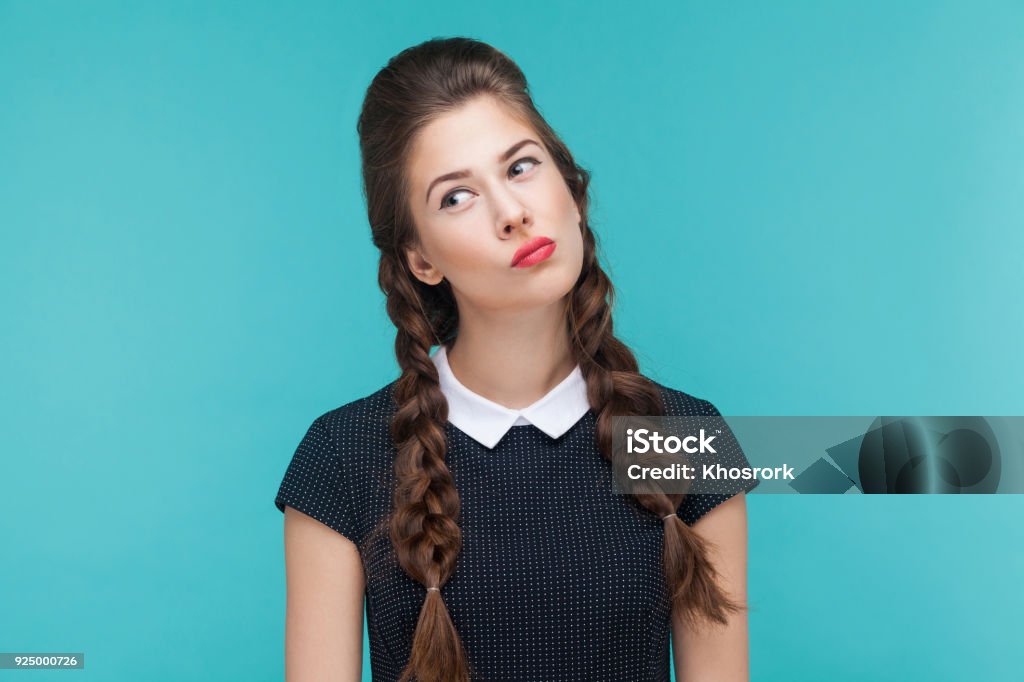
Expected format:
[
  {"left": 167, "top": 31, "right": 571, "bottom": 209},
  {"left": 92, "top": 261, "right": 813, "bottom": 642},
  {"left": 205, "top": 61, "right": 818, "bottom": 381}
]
[{"left": 2, "top": 1, "right": 1022, "bottom": 680}]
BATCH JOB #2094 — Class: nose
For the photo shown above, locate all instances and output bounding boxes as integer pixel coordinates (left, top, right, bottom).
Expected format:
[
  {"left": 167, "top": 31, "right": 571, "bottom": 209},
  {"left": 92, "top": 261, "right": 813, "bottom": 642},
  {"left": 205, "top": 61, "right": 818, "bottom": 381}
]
[{"left": 493, "top": 187, "right": 531, "bottom": 237}]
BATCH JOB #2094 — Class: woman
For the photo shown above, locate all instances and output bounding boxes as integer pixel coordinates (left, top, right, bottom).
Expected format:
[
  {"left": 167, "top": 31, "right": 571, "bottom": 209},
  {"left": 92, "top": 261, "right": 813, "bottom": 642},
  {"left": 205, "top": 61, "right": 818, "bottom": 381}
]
[{"left": 276, "top": 37, "right": 758, "bottom": 682}]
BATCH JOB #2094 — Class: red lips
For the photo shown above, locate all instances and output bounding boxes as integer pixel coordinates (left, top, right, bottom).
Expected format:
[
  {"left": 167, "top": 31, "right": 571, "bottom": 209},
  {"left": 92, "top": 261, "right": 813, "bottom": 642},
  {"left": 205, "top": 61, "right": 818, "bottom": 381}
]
[{"left": 511, "top": 236, "right": 556, "bottom": 268}]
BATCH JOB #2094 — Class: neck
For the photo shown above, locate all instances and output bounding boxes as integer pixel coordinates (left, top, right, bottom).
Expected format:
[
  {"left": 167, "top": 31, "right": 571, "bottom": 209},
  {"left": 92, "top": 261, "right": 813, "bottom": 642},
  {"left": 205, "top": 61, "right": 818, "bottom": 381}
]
[{"left": 445, "top": 296, "right": 576, "bottom": 410}]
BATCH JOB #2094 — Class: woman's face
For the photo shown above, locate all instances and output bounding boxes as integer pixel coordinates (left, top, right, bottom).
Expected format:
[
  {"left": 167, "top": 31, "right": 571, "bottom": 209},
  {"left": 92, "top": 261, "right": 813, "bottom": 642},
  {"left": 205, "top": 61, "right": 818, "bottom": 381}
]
[{"left": 404, "top": 95, "right": 584, "bottom": 314}]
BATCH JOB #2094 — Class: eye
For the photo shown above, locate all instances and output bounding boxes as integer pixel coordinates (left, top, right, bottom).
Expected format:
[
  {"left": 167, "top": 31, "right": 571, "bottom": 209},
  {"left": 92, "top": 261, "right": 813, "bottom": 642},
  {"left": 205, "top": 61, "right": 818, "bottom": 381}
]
[
  {"left": 509, "top": 156, "right": 541, "bottom": 178},
  {"left": 437, "top": 157, "right": 543, "bottom": 211},
  {"left": 439, "top": 189, "right": 473, "bottom": 210}
]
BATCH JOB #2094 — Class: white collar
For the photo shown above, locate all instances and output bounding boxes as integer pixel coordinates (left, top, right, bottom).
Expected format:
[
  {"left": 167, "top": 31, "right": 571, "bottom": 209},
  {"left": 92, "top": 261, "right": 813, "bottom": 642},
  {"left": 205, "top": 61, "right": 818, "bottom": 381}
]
[{"left": 430, "top": 344, "right": 591, "bottom": 449}]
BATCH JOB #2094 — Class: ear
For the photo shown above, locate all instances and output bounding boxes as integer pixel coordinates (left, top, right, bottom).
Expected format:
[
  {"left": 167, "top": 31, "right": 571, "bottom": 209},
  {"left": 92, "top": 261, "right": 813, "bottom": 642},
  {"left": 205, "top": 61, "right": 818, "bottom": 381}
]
[{"left": 405, "top": 246, "right": 445, "bottom": 285}]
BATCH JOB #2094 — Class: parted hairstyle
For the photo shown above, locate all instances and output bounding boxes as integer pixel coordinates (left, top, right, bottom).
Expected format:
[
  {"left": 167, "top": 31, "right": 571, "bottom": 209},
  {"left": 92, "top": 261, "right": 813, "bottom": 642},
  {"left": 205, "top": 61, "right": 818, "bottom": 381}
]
[{"left": 357, "top": 36, "right": 745, "bottom": 682}]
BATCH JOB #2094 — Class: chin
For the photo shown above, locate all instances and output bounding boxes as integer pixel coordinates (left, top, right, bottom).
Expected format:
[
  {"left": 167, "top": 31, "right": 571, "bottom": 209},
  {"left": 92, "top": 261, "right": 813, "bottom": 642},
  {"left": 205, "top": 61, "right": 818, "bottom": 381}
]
[{"left": 517, "top": 266, "right": 578, "bottom": 307}]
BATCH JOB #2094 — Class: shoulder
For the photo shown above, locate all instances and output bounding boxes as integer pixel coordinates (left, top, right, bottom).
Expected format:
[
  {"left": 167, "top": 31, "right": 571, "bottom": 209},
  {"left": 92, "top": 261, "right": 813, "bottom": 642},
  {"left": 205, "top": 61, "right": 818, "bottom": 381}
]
[
  {"left": 645, "top": 378, "right": 722, "bottom": 417},
  {"left": 292, "top": 378, "right": 395, "bottom": 471},
  {"left": 277, "top": 382, "right": 398, "bottom": 545},
  {"left": 645, "top": 378, "right": 759, "bottom": 523},
  {"left": 276, "top": 382, "right": 397, "bottom": 526},
  {"left": 315, "top": 378, "right": 399, "bottom": 444}
]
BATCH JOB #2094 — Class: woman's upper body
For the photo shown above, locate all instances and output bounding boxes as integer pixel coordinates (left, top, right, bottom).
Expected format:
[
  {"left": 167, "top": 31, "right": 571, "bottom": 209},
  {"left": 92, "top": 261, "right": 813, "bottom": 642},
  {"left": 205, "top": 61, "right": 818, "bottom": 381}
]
[
  {"left": 283, "top": 35, "right": 757, "bottom": 682},
  {"left": 277, "top": 345, "right": 758, "bottom": 681}
]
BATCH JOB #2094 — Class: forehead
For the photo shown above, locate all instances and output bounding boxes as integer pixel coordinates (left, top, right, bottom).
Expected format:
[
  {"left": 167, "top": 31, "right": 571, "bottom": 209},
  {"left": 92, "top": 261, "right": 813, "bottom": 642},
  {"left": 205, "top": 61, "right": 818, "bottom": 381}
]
[{"left": 407, "top": 96, "right": 538, "bottom": 184}]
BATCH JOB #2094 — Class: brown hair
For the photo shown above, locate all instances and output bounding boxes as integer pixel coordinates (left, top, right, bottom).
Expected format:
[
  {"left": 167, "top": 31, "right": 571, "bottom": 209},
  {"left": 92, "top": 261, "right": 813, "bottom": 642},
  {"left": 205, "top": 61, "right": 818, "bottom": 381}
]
[{"left": 357, "top": 36, "right": 744, "bottom": 682}]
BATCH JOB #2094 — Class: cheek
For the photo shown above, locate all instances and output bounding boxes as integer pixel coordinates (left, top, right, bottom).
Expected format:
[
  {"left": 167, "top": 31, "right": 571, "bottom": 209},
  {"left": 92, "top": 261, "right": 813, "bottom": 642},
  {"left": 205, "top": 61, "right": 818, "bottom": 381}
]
[
  {"left": 415, "top": 212, "right": 487, "bottom": 274},
  {"left": 543, "top": 178, "right": 580, "bottom": 227},
  {"left": 429, "top": 233, "right": 497, "bottom": 282}
]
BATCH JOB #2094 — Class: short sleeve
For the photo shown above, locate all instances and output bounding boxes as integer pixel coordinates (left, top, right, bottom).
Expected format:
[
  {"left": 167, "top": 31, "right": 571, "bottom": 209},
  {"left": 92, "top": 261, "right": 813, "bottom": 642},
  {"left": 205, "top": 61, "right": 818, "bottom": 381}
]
[
  {"left": 675, "top": 399, "right": 760, "bottom": 527},
  {"left": 274, "top": 416, "right": 360, "bottom": 545}
]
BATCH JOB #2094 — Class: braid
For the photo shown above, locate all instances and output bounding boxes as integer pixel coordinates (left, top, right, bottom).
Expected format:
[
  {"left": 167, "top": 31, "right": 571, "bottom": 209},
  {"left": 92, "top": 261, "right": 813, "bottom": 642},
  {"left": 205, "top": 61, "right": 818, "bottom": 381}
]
[
  {"left": 572, "top": 226, "right": 745, "bottom": 629},
  {"left": 384, "top": 258, "right": 471, "bottom": 682}
]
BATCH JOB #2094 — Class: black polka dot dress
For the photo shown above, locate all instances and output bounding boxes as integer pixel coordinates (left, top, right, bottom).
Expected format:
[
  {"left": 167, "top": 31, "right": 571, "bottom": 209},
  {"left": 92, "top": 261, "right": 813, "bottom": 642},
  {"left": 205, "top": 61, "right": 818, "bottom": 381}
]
[{"left": 275, "top": 366, "right": 757, "bottom": 681}]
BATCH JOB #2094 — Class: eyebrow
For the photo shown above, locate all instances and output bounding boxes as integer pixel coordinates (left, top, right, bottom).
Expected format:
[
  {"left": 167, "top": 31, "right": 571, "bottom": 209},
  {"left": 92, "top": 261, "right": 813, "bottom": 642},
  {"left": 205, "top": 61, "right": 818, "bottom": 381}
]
[{"left": 425, "top": 138, "right": 542, "bottom": 205}]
